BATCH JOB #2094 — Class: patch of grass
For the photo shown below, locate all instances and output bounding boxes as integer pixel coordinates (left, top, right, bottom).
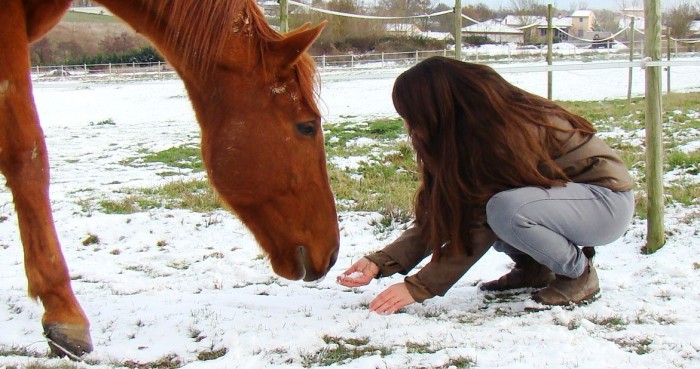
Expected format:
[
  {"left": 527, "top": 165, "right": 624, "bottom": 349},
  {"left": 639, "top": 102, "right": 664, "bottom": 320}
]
[
  {"left": 666, "top": 150, "right": 700, "bottom": 175},
  {"left": 406, "top": 341, "right": 438, "bottom": 354},
  {"left": 328, "top": 139, "right": 418, "bottom": 217},
  {"left": 438, "top": 357, "right": 475, "bottom": 369},
  {"left": 559, "top": 98, "right": 644, "bottom": 127},
  {"left": 197, "top": 347, "right": 227, "bottom": 361},
  {"left": 0, "top": 345, "right": 46, "bottom": 358},
  {"left": 143, "top": 145, "right": 203, "bottom": 172},
  {"left": 82, "top": 233, "right": 100, "bottom": 246},
  {"left": 62, "top": 10, "right": 120, "bottom": 23},
  {"left": 301, "top": 335, "right": 391, "bottom": 367},
  {"left": 90, "top": 118, "right": 116, "bottom": 126},
  {"left": 96, "top": 179, "right": 222, "bottom": 214},
  {"left": 588, "top": 315, "right": 627, "bottom": 329},
  {"left": 99, "top": 196, "right": 160, "bottom": 214},
  {"left": 610, "top": 336, "right": 653, "bottom": 355},
  {"left": 367, "top": 118, "right": 405, "bottom": 139},
  {"left": 666, "top": 184, "right": 700, "bottom": 207},
  {"left": 12, "top": 364, "right": 80, "bottom": 369},
  {"left": 122, "top": 353, "right": 182, "bottom": 369}
]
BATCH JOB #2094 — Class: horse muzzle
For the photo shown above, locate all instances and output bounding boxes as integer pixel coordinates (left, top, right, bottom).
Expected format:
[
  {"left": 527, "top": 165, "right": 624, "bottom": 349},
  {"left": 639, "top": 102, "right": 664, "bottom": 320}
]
[{"left": 298, "top": 245, "right": 338, "bottom": 282}]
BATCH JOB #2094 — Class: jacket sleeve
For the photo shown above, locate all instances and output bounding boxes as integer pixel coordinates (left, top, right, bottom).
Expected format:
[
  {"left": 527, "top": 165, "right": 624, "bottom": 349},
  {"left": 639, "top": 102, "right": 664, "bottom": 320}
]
[
  {"left": 404, "top": 224, "right": 496, "bottom": 302},
  {"left": 364, "top": 226, "right": 430, "bottom": 278},
  {"left": 365, "top": 223, "right": 496, "bottom": 303}
]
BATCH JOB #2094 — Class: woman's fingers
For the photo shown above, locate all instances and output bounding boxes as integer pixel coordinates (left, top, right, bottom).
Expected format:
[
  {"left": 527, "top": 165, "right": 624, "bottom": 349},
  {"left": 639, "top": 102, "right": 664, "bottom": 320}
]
[
  {"left": 337, "top": 258, "right": 378, "bottom": 287},
  {"left": 369, "top": 283, "right": 415, "bottom": 314}
]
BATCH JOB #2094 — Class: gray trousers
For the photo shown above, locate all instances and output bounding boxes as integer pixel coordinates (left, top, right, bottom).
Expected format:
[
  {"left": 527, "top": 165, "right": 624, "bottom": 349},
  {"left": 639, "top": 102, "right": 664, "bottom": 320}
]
[{"left": 485, "top": 183, "right": 634, "bottom": 278}]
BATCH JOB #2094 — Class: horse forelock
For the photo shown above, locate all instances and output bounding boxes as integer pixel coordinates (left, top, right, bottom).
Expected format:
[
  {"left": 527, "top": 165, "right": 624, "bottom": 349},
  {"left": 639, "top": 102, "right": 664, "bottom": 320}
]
[{"left": 242, "top": 5, "right": 321, "bottom": 117}]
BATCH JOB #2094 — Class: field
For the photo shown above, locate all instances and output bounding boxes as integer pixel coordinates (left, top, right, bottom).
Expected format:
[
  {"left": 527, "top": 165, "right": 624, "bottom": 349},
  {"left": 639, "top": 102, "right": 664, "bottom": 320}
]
[{"left": 1, "top": 63, "right": 699, "bottom": 369}]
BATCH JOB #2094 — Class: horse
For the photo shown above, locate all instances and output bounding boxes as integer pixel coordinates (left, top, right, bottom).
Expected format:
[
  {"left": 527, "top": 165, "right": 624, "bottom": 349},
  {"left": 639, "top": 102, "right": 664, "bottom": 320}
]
[{"left": 0, "top": 0, "right": 339, "bottom": 358}]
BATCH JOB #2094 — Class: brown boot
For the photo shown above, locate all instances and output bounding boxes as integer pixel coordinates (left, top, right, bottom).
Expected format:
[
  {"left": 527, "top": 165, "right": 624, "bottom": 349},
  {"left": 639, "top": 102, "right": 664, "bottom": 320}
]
[
  {"left": 480, "top": 254, "right": 555, "bottom": 291},
  {"left": 532, "top": 258, "right": 600, "bottom": 306}
]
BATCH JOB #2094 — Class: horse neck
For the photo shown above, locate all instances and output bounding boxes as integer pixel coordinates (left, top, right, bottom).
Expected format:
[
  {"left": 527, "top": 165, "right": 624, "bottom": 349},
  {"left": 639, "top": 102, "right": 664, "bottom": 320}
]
[{"left": 94, "top": 0, "right": 244, "bottom": 78}]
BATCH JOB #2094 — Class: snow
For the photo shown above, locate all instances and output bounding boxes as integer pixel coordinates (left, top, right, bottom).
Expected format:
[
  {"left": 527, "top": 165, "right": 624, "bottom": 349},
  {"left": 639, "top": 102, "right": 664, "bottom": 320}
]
[{"left": 1, "top": 59, "right": 700, "bottom": 369}]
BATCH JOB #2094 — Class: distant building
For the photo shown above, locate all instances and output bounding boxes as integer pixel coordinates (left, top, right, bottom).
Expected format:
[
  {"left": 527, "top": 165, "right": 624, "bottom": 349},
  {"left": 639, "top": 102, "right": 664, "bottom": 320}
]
[
  {"left": 385, "top": 23, "right": 424, "bottom": 37},
  {"left": 259, "top": 0, "right": 279, "bottom": 19},
  {"left": 570, "top": 10, "right": 595, "bottom": 37},
  {"left": 71, "top": 0, "right": 98, "bottom": 6},
  {"left": 689, "top": 20, "right": 700, "bottom": 38},
  {"left": 463, "top": 20, "right": 524, "bottom": 44},
  {"left": 619, "top": 8, "right": 645, "bottom": 31},
  {"left": 500, "top": 14, "right": 575, "bottom": 43}
]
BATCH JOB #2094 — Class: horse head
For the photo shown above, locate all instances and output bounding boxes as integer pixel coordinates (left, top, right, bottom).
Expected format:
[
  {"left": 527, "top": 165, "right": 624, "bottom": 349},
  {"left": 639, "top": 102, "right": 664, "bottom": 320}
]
[{"left": 178, "top": 18, "right": 338, "bottom": 282}]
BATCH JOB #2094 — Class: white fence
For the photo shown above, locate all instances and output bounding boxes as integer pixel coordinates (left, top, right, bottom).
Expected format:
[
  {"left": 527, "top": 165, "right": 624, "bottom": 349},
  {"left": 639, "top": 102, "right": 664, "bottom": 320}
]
[{"left": 30, "top": 48, "right": 700, "bottom": 89}]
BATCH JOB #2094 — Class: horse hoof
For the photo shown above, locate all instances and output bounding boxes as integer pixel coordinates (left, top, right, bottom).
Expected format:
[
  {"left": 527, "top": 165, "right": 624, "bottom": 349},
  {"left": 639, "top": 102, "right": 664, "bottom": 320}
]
[{"left": 43, "top": 323, "right": 93, "bottom": 359}]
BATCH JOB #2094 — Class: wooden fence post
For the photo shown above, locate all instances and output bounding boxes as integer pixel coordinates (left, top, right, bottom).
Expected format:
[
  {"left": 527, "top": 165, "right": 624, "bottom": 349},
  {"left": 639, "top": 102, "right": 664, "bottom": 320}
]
[
  {"left": 628, "top": 16, "right": 635, "bottom": 103},
  {"left": 454, "top": 0, "right": 461, "bottom": 60},
  {"left": 546, "top": 4, "right": 553, "bottom": 100},
  {"left": 643, "top": 0, "right": 665, "bottom": 253}
]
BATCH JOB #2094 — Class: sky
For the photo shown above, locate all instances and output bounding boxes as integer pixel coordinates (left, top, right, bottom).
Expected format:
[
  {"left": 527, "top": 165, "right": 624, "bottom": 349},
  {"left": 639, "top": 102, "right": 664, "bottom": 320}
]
[{"left": 1, "top": 52, "right": 699, "bottom": 368}]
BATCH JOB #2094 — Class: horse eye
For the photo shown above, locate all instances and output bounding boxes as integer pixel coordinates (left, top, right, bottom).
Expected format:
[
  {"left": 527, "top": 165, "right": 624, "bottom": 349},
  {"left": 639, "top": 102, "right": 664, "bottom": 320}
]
[{"left": 295, "top": 121, "right": 316, "bottom": 137}]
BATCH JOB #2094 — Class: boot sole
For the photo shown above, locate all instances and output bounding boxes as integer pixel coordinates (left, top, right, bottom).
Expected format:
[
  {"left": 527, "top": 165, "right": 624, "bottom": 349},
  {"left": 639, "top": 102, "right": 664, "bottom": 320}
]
[{"left": 525, "top": 289, "right": 601, "bottom": 312}]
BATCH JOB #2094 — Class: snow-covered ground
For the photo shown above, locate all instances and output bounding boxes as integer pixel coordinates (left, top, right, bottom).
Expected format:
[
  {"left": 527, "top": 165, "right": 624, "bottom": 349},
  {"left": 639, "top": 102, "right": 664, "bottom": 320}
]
[{"left": 1, "top": 60, "right": 700, "bottom": 369}]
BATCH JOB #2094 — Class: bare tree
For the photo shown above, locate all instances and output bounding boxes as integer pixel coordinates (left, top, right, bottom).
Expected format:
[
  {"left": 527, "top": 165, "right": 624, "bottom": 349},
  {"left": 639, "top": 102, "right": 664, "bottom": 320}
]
[
  {"left": 665, "top": 2, "right": 699, "bottom": 39},
  {"left": 55, "top": 40, "right": 84, "bottom": 62},
  {"left": 594, "top": 9, "right": 618, "bottom": 33},
  {"left": 99, "top": 32, "right": 136, "bottom": 55},
  {"left": 617, "top": 0, "right": 642, "bottom": 11},
  {"left": 510, "top": 0, "right": 546, "bottom": 44},
  {"left": 464, "top": 3, "right": 496, "bottom": 22},
  {"left": 568, "top": 1, "right": 589, "bottom": 11},
  {"left": 30, "top": 38, "right": 54, "bottom": 65},
  {"left": 377, "top": 0, "right": 432, "bottom": 16}
]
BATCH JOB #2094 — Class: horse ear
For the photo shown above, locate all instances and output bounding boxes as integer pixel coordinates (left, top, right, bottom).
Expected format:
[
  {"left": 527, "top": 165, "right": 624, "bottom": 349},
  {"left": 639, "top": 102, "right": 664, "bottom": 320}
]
[
  {"left": 285, "top": 22, "right": 312, "bottom": 37},
  {"left": 269, "top": 21, "right": 326, "bottom": 68}
]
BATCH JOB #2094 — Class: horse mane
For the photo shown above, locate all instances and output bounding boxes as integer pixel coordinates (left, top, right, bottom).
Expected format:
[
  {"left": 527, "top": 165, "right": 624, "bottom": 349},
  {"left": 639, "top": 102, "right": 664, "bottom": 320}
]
[{"left": 151, "top": 0, "right": 320, "bottom": 115}]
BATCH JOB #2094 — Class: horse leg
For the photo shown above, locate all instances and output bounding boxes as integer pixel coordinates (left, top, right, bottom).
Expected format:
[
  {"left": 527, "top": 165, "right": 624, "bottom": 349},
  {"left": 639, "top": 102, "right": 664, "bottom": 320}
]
[{"left": 0, "top": 0, "right": 92, "bottom": 358}]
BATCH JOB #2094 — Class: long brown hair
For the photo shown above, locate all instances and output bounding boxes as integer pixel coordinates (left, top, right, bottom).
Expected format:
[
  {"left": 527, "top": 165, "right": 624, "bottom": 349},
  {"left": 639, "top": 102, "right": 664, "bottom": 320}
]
[{"left": 392, "top": 56, "right": 595, "bottom": 258}]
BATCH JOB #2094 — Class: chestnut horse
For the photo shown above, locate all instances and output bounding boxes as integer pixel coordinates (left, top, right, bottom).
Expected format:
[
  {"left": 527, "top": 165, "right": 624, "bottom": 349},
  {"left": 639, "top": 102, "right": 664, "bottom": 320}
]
[{"left": 0, "top": 0, "right": 339, "bottom": 358}]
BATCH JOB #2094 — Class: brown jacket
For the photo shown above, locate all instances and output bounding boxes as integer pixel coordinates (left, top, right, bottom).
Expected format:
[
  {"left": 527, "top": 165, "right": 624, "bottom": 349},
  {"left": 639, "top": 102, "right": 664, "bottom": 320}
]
[{"left": 365, "top": 117, "right": 633, "bottom": 302}]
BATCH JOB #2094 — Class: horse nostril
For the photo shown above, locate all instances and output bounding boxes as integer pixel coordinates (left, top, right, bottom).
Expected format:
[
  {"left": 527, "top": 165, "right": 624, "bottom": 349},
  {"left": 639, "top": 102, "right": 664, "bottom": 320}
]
[{"left": 329, "top": 249, "right": 339, "bottom": 269}]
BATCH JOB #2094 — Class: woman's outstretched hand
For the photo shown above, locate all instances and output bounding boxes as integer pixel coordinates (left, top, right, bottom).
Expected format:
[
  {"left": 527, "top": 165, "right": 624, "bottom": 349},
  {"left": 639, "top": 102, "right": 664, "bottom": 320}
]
[
  {"left": 337, "top": 257, "right": 379, "bottom": 287},
  {"left": 369, "top": 283, "right": 415, "bottom": 314}
]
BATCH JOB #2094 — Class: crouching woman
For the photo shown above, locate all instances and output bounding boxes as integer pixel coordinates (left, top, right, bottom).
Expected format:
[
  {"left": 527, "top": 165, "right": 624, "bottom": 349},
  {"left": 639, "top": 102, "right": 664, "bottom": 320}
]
[{"left": 337, "top": 56, "right": 634, "bottom": 314}]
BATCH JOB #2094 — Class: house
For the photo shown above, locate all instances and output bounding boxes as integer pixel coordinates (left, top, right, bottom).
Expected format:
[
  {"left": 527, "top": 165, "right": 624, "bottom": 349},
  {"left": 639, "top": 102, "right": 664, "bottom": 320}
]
[
  {"left": 385, "top": 23, "right": 423, "bottom": 37},
  {"left": 462, "top": 20, "right": 524, "bottom": 44},
  {"left": 501, "top": 14, "right": 574, "bottom": 43},
  {"left": 533, "top": 16, "right": 573, "bottom": 42},
  {"left": 259, "top": 0, "right": 279, "bottom": 19},
  {"left": 688, "top": 20, "right": 700, "bottom": 38},
  {"left": 570, "top": 10, "right": 595, "bottom": 37},
  {"left": 619, "top": 8, "right": 645, "bottom": 31}
]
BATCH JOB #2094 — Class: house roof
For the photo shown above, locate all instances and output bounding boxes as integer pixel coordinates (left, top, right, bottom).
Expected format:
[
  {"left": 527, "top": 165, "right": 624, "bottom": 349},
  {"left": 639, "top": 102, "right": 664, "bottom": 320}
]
[
  {"left": 690, "top": 20, "right": 700, "bottom": 33},
  {"left": 463, "top": 20, "right": 523, "bottom": 35},
  {"left": 502, "top": 15, "right": 572, "bottom": 29},
  {"left": 571, "top": 10, "right": 593, "bottom": 17}
]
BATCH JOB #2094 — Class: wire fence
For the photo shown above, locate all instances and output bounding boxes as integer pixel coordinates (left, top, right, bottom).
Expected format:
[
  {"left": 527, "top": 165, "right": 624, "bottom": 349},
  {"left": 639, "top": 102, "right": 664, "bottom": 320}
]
[{"left": 30, "top": 46, "right": 700, "bottom": 81}]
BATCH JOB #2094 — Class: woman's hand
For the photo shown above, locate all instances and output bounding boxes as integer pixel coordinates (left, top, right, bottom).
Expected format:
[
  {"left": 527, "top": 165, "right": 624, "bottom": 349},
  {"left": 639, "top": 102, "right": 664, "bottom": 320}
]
[
  {"left": 369, "top": 283, "right": 415, "bottom": 314},
  {"left": 337, "top": 257, "right": 379, "bottom": 287}
]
